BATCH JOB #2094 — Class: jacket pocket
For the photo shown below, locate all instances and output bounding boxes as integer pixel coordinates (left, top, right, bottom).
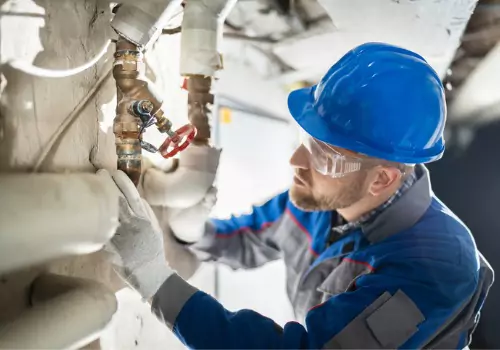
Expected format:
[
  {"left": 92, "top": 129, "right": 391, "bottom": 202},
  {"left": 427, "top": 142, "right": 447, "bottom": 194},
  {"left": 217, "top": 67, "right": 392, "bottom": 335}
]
[{"left": 317, "top": 257, "right": 374, "bottom": 297}]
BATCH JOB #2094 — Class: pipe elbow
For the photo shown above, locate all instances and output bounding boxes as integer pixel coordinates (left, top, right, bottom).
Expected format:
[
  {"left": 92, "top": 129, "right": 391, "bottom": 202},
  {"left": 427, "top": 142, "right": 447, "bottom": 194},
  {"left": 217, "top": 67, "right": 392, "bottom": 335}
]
[
  {"left": 142, "top": 145, "right": 221, "bottom": 208},
  {"left": 111, "top": 1, "right": 183, "bottom": 48}
]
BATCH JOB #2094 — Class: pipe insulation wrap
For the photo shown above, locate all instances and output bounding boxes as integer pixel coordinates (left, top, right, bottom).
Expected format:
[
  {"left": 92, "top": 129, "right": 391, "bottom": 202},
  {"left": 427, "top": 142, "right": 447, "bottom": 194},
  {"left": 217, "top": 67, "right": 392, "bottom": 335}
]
[
  {"left": 166, "top": 186, "right": 217, "bottom": 243},
  {"left": 111, "top": 0, "right": 183, "bottom": 48},
  {"left": 180, "top": 0, "right": 238, "bottom": 76},
  {"left": 0, "top": 274, "right": 117, "bottom": 350},
  {"left": 0, "top": 173, "right": 120, "bottom": 275},
  {"left": 142, "top": 145, "right": 221, "bottom": 208}
]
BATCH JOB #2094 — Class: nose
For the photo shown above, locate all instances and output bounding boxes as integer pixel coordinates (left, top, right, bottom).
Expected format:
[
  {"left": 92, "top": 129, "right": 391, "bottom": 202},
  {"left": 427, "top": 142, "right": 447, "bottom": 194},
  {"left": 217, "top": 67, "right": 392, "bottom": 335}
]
[{"left": 290, "top": 144, "right": 310, "bottom": 169}]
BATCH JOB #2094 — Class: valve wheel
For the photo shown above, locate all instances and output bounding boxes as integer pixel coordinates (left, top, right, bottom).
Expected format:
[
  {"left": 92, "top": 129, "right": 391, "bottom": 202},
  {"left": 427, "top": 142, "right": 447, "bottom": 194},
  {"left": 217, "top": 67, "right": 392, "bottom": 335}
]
[{"left": 159, "top": 124, "right": 197, "bottom": 158}]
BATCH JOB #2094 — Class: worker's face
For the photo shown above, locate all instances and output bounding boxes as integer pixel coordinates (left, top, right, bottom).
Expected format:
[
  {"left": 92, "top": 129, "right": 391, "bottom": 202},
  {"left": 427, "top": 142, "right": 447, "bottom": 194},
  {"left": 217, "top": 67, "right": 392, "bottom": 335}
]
[{"left": 289, "top": 144, "right": 370, "bottom": 211}]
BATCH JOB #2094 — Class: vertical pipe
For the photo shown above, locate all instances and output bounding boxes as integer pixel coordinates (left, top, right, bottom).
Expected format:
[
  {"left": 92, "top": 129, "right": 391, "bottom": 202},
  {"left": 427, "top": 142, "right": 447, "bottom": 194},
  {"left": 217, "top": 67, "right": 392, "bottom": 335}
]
[
  {"left": 187, "top": 76, "right": 214, "bottom": 145},
  {"left": 113, "top": 38, "right": 143, "bottom": 186},
  {"left": 180, "top": 0, "right": 239, "bottom": 146}
]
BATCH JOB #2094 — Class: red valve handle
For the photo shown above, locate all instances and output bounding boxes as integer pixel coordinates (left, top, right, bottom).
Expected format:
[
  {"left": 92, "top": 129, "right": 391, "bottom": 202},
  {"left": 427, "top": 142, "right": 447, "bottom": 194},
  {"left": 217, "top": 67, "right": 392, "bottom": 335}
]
[
  {"left": 159, "top": 124, "right": 197, "bottom": 159},
  {"left": 181, "top": 77, "right": 189, "bottom": 91}
]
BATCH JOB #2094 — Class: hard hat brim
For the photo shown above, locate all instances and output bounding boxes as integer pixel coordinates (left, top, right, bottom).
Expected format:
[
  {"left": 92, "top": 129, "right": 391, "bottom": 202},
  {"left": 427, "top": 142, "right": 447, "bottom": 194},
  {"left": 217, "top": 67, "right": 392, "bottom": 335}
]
[{"left": 287, "top": 86, "right": 445, "bottom": 164}]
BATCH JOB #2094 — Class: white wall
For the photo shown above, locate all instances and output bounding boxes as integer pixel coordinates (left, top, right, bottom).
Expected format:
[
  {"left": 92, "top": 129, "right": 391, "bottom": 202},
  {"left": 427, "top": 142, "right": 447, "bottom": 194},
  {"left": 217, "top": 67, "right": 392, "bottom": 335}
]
[{"left": 213, "top": 109, "right": 296, "bottom": 327}]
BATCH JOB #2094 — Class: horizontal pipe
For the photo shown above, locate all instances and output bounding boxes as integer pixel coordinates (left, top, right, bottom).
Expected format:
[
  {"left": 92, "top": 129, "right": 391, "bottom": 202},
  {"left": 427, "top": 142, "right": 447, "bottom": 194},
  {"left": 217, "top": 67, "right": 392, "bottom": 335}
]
[
  {"left": 0, "top": 173, "right": 119, "bottom": 275},
  {"left": 0, "top": 274, "right": 117, "bottom": 349}
]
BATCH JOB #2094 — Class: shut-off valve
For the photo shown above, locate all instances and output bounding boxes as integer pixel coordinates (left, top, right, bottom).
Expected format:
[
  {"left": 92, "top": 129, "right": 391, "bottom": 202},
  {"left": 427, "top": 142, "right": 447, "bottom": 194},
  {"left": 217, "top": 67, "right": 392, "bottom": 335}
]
[
  {"left": 111, "top": 0, "right": 237, "bottom": 185},
  {"left": 111, "top": 0, "right": 194, "bottom": 186},
  {"left": 112, "top": 37, "right": 196, "bottom": 185}
]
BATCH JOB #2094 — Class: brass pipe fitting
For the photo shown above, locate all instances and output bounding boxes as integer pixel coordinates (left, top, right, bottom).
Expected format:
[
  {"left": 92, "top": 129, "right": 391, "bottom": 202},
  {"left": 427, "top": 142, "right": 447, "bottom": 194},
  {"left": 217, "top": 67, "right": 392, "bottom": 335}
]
[
  {"left": 113, "top": 99, "right": 142, "bottom": 186},
  {"left": 113, "top": 37, "right": 179, "bottom": 185},
  {"left": 112, "top": 38, "right": 144, "bottom": 186},
  {"left": 186, "top": 75, "right": 214, "bottom": 146}
]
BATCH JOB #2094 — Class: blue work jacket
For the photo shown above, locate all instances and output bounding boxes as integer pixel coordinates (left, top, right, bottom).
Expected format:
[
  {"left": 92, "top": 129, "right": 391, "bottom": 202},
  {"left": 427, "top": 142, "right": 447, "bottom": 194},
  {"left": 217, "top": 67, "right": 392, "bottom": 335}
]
[{"left": 152, "top": 165, "right": 493, "bottom": 349}]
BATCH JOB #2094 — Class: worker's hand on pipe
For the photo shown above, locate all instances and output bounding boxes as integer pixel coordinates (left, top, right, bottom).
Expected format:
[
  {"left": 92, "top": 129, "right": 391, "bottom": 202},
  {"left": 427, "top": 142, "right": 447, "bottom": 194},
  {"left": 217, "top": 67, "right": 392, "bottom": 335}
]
[
  {"left": 98, "top": 169, "right": 174, "bottom": 300},
  {"left": 167, "top": 186, "right": 217, "bottom": 243}
]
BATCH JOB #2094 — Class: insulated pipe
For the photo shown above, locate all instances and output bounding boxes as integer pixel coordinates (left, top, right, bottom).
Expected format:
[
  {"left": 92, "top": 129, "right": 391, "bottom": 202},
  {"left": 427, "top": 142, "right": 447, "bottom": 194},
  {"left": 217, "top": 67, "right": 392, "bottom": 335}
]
[
  {"left": 180, "top": 0, "right": 237, "bottom": 144},
  {"left": 0, "top": 173, "right": 119, "bottom": 275},
  {"left": 0, "top": 274, "right": 117, "bottom": 349},
  {"left": 142, "top": 144, "right": 221, "bottom": 208},
  {"left": 180, "top": 0, "right": 238, "bottom": 77},
  {"left": 111, "top": 0, "right": 183, "bottom": 49}
]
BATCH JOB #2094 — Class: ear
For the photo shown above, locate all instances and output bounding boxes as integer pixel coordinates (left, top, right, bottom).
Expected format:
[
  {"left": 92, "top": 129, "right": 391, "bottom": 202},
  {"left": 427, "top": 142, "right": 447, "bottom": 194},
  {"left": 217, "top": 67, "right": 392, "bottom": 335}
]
[{"left": 368, "top": 167, "right": 401, "bottom": 196}]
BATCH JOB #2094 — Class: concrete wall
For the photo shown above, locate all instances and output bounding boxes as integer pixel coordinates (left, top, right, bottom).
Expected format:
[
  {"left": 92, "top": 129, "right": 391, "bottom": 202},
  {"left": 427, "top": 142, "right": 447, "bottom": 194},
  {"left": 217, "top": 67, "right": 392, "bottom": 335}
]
[{"left": 0, "top": 0, "right": 193, "bottom": 347}]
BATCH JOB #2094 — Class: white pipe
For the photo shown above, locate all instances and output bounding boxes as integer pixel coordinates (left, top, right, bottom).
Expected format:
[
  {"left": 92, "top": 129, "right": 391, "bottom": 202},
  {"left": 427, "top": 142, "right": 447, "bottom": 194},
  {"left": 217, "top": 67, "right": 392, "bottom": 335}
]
[
  {"left": 0, "top": 274, "right": 117, "bottom": 350},
  {"left": 151, "top": 206, "right": 201, "bottom": 279},
  {"left": 180, "top": 0, "right": 238, "bottom": 77},
  {"left": 142, "top": 145, "right": 221, "bottom": 208},
  {"left": 6, "top": 40, "right": 111, "bottom": 78},
  {"left": 0, "top": 173, "right": 119, "bottom": 275},
  {"left": 111, "top": 0, "right": 183, "bottom": 48}
]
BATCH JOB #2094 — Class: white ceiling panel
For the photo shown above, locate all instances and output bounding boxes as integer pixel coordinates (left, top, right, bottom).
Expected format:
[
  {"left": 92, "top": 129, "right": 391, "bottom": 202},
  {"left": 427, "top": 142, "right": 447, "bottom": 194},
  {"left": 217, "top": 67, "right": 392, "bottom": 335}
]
[{"left": 272, "top": 0, "right": 478, "bottom": 83}]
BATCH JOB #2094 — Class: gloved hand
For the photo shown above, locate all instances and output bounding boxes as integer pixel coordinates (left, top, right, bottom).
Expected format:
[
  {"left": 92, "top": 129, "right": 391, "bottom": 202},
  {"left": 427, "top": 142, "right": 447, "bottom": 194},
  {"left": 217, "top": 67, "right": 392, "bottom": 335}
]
[
  {"left": 166, "top": 186, "right": 217, "bottom": 243},
  {"left": 97, "top": 169, "right": 174, "bottom": 300}
]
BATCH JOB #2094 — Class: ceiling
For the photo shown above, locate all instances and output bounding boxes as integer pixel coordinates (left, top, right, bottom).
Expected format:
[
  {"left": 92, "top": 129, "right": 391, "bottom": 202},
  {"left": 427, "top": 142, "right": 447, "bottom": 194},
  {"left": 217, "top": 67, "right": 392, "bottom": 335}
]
[{"left": 222, "top": 0, "right": 500, "bottom": 124}]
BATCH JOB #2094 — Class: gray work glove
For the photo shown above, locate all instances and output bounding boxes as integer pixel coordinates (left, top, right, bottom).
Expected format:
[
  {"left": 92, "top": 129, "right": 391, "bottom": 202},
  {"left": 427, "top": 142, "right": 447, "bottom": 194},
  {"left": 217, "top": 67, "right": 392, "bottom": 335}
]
[{"left": 97, "top": 169, "right": 174, "bottom": 300}]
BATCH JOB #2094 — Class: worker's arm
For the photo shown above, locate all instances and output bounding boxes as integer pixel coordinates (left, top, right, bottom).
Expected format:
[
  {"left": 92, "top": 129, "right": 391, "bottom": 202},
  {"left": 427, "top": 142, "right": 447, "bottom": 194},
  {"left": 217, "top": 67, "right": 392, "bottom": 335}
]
[
  {"left": 141, "top": 142, "right": 287, "bottom": 269},
  {"left": 188, "top": 191, "right": 289, "bottom": 269},
  {"left": 151, "top": 257, "right": 478, "bottom": 349},
  {"left": 102, "top": 169, "right": 479, "bottom": 349}
]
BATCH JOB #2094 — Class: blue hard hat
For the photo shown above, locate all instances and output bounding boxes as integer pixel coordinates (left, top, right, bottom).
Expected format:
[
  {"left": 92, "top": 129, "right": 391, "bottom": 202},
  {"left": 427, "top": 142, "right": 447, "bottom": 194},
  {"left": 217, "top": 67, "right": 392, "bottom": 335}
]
[{"left": 287, "top": 42, "right": 446, "bottom": 164}]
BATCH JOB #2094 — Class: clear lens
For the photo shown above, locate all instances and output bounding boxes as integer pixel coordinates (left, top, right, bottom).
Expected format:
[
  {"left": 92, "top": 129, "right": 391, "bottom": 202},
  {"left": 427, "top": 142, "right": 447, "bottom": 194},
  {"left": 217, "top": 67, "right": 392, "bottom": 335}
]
[{"left": 299, "top": 131, "right": 363, "bottom": 178}]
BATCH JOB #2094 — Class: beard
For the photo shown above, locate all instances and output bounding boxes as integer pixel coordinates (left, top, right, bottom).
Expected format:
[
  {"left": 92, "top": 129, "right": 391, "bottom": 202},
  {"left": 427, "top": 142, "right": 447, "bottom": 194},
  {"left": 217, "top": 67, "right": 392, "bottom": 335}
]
[{"left": 290, "top": 170, "right": 367, "bottom": 212}]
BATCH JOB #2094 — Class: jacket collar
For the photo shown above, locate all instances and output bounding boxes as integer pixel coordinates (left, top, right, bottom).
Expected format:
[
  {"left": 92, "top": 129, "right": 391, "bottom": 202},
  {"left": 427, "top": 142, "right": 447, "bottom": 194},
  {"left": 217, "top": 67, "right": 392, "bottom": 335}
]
[{"left": 361, "top": 164, "right": 433, "bottom": 243}]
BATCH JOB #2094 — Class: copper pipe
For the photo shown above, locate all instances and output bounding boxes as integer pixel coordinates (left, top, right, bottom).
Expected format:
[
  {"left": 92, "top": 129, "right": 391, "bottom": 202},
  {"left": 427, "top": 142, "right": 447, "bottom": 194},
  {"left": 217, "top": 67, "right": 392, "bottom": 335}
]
[
  {"left": 186, "top": 75, "right": 214, "bottom": 146},
  {"left": 113, "top": 37, "right": 179, "bottom": 185}
]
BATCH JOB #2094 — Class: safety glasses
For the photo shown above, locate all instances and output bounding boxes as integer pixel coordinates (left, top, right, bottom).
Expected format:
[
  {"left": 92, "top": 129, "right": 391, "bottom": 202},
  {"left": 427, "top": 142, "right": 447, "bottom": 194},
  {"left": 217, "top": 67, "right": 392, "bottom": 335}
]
[{"left": 299, "top": 131, "right": 371, "bottom": 178}]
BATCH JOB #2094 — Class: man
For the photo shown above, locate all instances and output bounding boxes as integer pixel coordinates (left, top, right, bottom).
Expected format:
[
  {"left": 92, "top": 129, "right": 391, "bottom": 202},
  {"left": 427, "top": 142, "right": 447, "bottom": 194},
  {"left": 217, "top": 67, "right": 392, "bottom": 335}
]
[{"left": 101, "top": 43, "right": 493, "bottom": 349}]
